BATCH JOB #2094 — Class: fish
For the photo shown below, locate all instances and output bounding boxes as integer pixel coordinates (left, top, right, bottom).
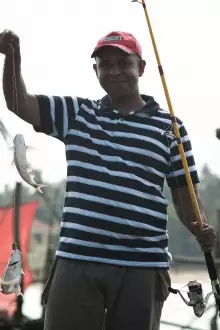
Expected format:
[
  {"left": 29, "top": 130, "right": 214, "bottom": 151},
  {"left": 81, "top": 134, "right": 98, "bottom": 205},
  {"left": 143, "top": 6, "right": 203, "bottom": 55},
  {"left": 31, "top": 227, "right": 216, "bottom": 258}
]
[
  {"left": 11, "top": 133, "right": 47, "bottom": 194},
  {"left": 0, "top": 248, "right": 24, "bottom": 296}
]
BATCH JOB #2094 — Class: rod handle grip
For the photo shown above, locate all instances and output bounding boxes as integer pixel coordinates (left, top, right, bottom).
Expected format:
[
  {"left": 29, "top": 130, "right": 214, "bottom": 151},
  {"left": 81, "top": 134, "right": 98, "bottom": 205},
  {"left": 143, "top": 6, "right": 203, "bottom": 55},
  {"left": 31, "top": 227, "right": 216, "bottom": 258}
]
[{"left": 204, "top": 251, "right": 219, "bottom": 283}]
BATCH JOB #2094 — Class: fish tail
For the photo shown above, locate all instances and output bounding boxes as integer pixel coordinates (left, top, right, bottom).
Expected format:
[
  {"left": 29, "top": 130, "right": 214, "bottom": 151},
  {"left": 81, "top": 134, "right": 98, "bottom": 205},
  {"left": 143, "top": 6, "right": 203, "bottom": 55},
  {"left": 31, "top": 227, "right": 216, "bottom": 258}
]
[{"left": 36, "top": 184, "right": 47, "bottom": 194}]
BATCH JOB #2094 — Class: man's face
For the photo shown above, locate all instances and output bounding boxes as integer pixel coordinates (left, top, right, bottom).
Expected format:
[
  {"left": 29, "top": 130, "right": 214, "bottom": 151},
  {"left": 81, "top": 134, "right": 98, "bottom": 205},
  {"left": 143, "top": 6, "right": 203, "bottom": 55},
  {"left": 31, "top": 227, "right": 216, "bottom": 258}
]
[{"left": 93, "top": 46, "right": 146, "bottom": 99}]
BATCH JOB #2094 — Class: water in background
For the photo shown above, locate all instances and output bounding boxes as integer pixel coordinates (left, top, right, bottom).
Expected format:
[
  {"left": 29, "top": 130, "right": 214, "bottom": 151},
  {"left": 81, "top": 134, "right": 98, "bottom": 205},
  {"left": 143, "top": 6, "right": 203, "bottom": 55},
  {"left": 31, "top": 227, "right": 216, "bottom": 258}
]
[{"left": 22, "top": 281, "right": 220, "bottom": 330}]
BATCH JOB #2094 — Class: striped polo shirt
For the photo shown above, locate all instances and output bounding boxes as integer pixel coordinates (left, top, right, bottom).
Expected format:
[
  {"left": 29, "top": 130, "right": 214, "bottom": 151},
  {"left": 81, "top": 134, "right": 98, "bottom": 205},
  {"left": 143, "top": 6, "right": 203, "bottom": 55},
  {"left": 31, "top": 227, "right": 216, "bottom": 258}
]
[{"left": 34, "top": 94, "right": 199, "bottom": 268}]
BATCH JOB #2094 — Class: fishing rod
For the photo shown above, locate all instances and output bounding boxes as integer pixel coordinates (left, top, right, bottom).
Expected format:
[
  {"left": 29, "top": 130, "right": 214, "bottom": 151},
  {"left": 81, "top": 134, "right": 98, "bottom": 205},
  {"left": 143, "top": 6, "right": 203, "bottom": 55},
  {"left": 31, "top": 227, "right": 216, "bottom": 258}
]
[{"left": 132, "top": 0, "right": 220, "bottom": 317}]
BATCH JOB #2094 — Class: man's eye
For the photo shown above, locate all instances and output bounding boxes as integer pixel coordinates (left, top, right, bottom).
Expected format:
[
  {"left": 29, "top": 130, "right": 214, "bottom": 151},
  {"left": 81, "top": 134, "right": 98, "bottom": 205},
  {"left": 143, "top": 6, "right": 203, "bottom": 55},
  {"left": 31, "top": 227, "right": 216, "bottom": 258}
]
[{"left": 99, "top": 62, "right": 109, "bottom": 68}]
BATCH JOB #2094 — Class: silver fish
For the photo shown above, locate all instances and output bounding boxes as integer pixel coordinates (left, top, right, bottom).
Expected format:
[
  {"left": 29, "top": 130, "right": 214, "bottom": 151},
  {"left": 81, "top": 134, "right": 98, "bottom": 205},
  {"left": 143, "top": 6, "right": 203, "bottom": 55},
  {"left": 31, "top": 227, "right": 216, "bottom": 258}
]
[
  {"left": 0, "top": 248, "right": 24, "bottom": 296},
  {"left": 12, "top": 134, "right": 47, "bottom": 194}
]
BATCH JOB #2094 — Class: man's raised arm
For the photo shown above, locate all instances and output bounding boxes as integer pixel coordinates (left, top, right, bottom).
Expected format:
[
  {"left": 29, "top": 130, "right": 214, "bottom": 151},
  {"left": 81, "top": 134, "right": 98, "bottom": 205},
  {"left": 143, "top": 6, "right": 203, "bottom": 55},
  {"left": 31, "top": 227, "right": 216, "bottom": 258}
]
[{"left": 0, "top": 30, "right": 40, "bottom": 127}]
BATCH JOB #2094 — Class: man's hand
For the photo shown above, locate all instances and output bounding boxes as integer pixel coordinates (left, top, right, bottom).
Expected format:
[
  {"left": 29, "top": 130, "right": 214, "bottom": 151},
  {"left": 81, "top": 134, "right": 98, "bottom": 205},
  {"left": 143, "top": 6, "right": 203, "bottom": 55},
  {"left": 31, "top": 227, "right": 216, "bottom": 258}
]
[
  {"left": 0, "top": 30, "right": 20, "bottom": 56},
  {"left": 191, "top": 222, "right": 217, "bottom": 252},
  {"left": 171, "top": 186, "right": 217, "bottom": 252}
]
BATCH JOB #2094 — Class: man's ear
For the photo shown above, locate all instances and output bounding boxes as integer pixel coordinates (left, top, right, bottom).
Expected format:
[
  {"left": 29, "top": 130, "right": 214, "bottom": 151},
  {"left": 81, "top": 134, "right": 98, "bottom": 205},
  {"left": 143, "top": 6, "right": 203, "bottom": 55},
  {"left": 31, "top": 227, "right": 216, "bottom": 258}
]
[
  {"left": 139, "top": 60, "right": 146, "bottom": 77},
  {"left": 93, "top": 63, "right": 98, "bottom": 78}
]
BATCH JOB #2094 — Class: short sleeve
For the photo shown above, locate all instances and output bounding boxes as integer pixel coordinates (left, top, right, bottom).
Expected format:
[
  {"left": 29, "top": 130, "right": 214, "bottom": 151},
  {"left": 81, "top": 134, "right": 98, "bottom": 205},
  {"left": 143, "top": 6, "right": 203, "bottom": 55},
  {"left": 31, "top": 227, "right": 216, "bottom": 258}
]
[
  {"left": 33, "top": 95, "right": 82, "bottom": 142},
  {"left": 166, "top": 121, "right": 200, "bottom": 188}
]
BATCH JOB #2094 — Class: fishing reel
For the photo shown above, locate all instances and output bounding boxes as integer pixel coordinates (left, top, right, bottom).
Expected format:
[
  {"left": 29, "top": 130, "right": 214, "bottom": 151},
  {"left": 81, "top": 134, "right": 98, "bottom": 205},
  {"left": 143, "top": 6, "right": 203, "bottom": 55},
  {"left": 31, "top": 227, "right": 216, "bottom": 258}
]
[{"left": 169, "top": 280, "right": 214, "bottom": 317}]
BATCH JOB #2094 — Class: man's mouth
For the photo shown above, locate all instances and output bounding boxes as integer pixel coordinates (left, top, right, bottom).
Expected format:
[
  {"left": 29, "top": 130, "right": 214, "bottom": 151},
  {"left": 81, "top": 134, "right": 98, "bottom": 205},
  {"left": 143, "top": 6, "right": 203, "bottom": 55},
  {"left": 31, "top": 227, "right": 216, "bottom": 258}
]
[{"left": 108, "top": 81, "right": 127, "bottom": 84}]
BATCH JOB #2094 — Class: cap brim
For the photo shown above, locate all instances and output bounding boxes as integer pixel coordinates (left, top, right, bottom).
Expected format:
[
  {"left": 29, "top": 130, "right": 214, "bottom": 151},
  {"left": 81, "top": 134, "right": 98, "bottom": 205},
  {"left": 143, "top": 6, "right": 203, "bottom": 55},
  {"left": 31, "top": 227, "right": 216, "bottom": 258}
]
[{"left": 91, "top": 44, "right": 135, "bottom": 58}]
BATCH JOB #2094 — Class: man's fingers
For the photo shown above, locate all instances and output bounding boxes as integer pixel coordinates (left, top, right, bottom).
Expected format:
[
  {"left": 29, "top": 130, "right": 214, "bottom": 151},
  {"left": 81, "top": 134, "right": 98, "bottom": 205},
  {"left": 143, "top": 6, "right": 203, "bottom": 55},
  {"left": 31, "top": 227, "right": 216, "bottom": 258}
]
[
  {"left": 198, "top": 240, "right": 215, "bottom": 252},
  {"left": 191, "top": 222, "right": 215, "bottom": 233},
  {"left": 191, "top": 222, "right": 216, "bottom": 252},
  {"left": 191, "top": 221, "right": 210, "bottom": 228},
  {"left": 201, "top": 228, "right": 216, "bottom": 239},
  {"left": 201, "top": 246, "right": 213, "bottom": 252},
  {"left": 0, "top": 30, "right": 20, "bottom": 54},
  {"left": 4, "top": 31, "right": 19, "bottom": 47},
  {"left": 197, "top": 232, "right": 216, "bottom": 241},
  {"left": 196, "top": 235, "right": 216, "bottom": 250},
  {"left": 197, "top": 235, "right": 216, "bottom": 243}
]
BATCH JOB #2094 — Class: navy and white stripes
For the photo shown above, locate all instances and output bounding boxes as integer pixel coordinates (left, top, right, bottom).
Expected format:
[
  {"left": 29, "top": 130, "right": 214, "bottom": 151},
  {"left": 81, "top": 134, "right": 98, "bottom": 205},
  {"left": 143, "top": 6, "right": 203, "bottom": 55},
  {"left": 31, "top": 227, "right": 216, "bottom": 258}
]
[{"left": 34, "top": 94, "right": 199, "bottom": 268}]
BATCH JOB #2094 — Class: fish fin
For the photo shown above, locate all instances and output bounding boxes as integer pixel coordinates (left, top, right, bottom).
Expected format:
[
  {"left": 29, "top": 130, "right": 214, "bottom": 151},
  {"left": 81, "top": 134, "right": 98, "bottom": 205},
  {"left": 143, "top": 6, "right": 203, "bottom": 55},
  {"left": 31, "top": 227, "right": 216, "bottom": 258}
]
[
  {"left": 36, "top": 184, "right": 47, "bottom": 194},
  {"left": 30, "top": 174, "right": 36, "bottom": 181},
  {"left": 8, "top": 146, "right": 14, "bottom": 152},
  {"left": 26, "top": 146, "right": 35, "bottom": 152},
  {"left": 26, "top": 165, "right": 35, "bottom": 177},
  {"left": 27, "top": 167, "right": 33, "bottom": 173},
  {"left": 11, "top": 158, "right": 15, "bottom": 166},
  {"left": 21, "top": 269, "right": 25, "bottom": 275}
]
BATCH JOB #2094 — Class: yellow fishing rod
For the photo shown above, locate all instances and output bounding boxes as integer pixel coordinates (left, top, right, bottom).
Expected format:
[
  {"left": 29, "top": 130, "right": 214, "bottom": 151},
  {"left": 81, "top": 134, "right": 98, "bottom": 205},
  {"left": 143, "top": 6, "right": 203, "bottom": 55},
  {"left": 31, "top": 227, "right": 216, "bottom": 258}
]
[{"left": 132, "top": 0, "right": 220, "bottom": 317}]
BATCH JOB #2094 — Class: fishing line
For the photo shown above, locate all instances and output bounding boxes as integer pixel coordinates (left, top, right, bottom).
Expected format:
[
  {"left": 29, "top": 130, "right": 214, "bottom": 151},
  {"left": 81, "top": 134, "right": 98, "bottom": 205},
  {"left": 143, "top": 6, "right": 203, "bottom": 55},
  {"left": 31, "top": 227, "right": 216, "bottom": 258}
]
[{"left": 132, "top": 0, "right": 220, "bottom": 316}]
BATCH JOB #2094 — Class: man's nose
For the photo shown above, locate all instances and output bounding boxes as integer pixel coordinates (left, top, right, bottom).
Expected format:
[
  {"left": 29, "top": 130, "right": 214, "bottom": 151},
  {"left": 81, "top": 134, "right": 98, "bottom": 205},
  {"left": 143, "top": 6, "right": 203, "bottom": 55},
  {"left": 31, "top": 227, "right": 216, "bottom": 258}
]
[{"left": 109, "top": 65, "right": 121, "bottom": 76}]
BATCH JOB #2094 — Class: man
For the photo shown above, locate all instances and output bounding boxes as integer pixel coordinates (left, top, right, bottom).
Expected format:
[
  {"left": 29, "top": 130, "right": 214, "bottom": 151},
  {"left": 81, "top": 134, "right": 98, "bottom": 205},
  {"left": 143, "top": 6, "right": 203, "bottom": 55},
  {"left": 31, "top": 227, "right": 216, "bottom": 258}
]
[{"left": 0, "top": 29, "right": 216, "bottom": 330}]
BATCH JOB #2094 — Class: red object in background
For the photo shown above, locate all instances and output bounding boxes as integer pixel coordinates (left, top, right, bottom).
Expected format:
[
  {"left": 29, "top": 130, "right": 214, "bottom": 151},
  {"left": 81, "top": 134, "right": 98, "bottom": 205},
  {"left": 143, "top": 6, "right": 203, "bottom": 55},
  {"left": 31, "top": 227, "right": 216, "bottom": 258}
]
[{"left": 0, "top": 201, "right": 38, "bottom": 317}]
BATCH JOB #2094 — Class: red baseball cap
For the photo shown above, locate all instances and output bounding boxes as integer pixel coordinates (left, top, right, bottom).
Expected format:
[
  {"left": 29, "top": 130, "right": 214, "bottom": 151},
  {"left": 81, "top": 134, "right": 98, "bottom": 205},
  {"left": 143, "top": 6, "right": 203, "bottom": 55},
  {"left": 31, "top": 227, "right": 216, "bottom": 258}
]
[{"left": 91, "top": 31, "right": 142, "bottom": 59}]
